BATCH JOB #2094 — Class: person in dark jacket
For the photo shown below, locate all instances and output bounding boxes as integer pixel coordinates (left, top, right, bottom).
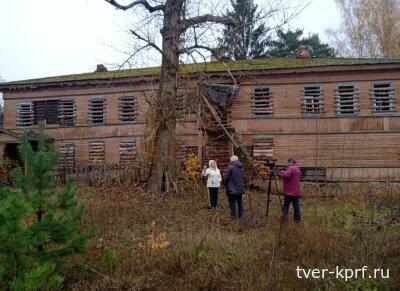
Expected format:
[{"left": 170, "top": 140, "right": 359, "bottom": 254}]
[
  {"left": 278, "top": 157, "right": 302, "bottom": 222},
  {"left": 224, "top": 155, "right": 245, "bottom": 219}
]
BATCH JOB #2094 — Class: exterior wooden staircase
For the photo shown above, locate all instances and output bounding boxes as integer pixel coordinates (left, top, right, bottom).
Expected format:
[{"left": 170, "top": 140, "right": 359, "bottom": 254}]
[{"left": 200, "top": 84, "right": 251, "bottom": 171}]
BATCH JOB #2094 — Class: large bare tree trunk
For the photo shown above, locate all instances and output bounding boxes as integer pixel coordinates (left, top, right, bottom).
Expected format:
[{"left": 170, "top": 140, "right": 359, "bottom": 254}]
[
  {"left": 146, "top": 0, "right": 184, "bottom": 192},
  {"left": 105, "top": 0, "right": 240, "bottom": 192}
]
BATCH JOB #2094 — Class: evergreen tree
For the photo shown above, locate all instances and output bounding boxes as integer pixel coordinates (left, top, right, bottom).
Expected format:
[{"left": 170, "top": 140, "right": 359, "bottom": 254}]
[
  {"left": 220, "top": 0, "right": 269, "bottom": 60},
  {"left": 267, "top": 28, "right": 336, "bottom": 58},
  {"left": 0, "top": 128, "right": 94, "bottom": 290}
]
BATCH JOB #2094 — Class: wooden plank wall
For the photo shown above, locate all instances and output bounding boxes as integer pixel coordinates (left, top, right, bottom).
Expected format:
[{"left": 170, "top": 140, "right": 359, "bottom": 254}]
[
  {"left": 2, "top": 68, "right": 400, "bottom": 181},
  {"left": 326, "top": 168, "right": 400, "bottom": 182},
  {"left": 262, "top": 133, "right": 400, "bottom": 167}
]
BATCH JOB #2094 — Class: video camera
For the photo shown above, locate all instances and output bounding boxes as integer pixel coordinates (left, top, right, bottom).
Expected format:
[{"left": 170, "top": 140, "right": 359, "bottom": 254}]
[
  {"left": 264, "top": 157, "right": 283, "bottom": 217},
  {"left": 265, "top": 158, "right": 278, "bottom": 171}
]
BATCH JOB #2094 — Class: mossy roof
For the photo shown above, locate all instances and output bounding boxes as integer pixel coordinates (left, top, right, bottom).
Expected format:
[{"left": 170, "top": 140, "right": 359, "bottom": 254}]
[{"left": 2, "top": 57, "right": 400, "bottom": 87}]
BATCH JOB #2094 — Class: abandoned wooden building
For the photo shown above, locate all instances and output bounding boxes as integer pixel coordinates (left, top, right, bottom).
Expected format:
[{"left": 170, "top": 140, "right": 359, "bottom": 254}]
[{"left": 0, "top": 56, "right": 399, "bottom": 182}]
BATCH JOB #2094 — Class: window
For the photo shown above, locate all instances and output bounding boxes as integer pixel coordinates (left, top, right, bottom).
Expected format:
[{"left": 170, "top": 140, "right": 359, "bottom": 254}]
[
  {"left": 252, "top": 86, "right": 273, "bottom": 116},
  {"left": 302, "top": 85, "right": 324, "bottom": 116},
  {"left": 17, "top": 101, "right": 34, "bottom": 127},
  {"left": 176, "top": 140, "right": 198, "bottom": 162},
  {"left": 370, "top": 82, "right": 396, "bottom": 114},
  {"left": 59, "top": 98, "right": 76, "bottom": 126},
  {"left": 119, "top": 94, "right": 136, "bottom": 123},
  {"left": 88, "top": 97, "right": 106, "bottom": 124},
  {"left": 119, "top": 140, "right": 137, "bottom": 164},
  {"left": 335, "top": 84, "right": 359, "bottom": 115},
  {"left": 89, "top": 141, "right": 105, "bottom": 165},
  {"left": 17, "top": 99, "right": 77, "bottom": 128},
  {"left": 176, "top": 89, "right": 187, "bottom": 121},
  {"left": 33, "top": 100, "right": 59, "bottom": 125},
  {"left": 253, "top": 137, "right": 274, "bottom": 161},
  {"left": 176, "top": 140, "right": 198, "bottom": 167},
  {"left": 58, "top": 143, "right": 75, "bottom": 171}
]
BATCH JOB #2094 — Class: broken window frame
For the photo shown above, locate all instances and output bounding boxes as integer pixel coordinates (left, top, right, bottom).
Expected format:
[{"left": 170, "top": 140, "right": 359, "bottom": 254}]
[
  {"left": 33, "top": 99, "right": 59, "bottom": 125},
  {"left": 175, "top": 138, "right": 198, "bottom": 165},
  {"left": 88, "top": 96, "right": 106, "bottom": 125},
  {"left": 17, "top": 98, "right": 76, "bottom": 128},
  {"left": 301, "top": 85, "right": 324, "bottom": 116},
  {"left": 252, "top": 86, "right": 273, "bottom": 117},
  {"left": 119, "top": 94, "right": 137, "bottom": 123},
  {"left": 119, "top": 139, "right": 137, "bottom": 165},
  {"left": 252, "top": 137, "right": 274, "bottom": 161},
  {"left": 176, "top": 89, "right": 187, "bottom": 121},
  {"left": 17, "top": 101, "right": 34, "bottom": 128},
  {"left": 58, "top": 142, "right": 75, "bottom": 171},
  {"left": 89, "top": 141, "right": 105, "bottom": 165},
  {"left": 59, "top": 98, "right": 76, "bottom": 127},
  {"left": 335, "top": 84, "right": 359, "bottom": 116},
  {"left": 370, "top": 82, "right": 396, "bottom": 115}
]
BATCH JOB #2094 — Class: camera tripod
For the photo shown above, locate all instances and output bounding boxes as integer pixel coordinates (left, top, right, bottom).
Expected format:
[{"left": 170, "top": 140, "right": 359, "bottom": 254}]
[{"left": 266, "top": 169, "right": 283, "bottom": 217}]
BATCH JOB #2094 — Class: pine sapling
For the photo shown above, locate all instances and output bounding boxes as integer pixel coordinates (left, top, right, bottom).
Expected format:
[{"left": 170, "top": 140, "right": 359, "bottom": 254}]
[{"left": 0, "top": 127, "right": 94, "bottom": 290}]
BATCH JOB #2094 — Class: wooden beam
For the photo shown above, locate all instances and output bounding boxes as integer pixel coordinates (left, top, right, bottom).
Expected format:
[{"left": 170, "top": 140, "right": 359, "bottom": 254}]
[{"left": 201, "top": 93, "right": 239, "bottom": 148}]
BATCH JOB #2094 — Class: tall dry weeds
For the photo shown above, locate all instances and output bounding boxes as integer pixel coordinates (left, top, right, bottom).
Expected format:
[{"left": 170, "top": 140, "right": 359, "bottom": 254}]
[{"left": 63, "top": 182, "right": 400, "bottom": 290}]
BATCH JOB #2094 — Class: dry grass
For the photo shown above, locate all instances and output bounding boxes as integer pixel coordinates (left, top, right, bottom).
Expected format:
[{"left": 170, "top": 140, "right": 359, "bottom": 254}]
[{"left": 63, "top": 183, "right": 400, "bottom": 290}]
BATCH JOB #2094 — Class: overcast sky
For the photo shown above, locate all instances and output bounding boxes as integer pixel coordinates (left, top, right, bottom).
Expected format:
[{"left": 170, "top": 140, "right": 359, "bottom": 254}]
[{"left": 0, "top": 0, "right": 341, "bottom": 83}]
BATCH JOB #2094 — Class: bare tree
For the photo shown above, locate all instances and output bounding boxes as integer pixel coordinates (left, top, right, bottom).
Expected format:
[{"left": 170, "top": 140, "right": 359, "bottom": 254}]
[
  {"left": 105, "top": 0, "right": 306, "bottom": 193},
  {"left": 328, "top": 0, "right": 400, "bottom": 58},
  {"left": 105, "top": 0, "right": 235, "bottom": 193}
]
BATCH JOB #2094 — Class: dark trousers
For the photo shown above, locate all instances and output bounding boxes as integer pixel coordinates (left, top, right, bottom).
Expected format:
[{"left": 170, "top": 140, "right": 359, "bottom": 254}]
[
  {"left": 208, "top": 187, "right": 219, "bottom": 208},
  {"left": 282, "top": 195, "right": 301, "bottom": 222},
  {"left": 227, "top": 194, "right": 244, "bottom": 219}
]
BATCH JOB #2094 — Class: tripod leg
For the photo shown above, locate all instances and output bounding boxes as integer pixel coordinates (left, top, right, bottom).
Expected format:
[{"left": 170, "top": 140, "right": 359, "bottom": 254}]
[
  {"left": 274, "top": 178, "right": 283, "bottom": 208},
  {"left": 266, "top": 179, "right": 272, "bottom": 217}
]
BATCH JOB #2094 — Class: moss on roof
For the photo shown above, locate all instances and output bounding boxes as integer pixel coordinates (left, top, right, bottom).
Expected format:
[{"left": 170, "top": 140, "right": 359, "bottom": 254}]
[{"left": 2, "top": 57, "right": 400, "bottom": 86}]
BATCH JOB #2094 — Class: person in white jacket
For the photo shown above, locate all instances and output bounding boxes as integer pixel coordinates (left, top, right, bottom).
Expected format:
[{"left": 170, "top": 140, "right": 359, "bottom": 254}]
[{"left": 201, "top": 160, "right": 222, "bottom": 209}]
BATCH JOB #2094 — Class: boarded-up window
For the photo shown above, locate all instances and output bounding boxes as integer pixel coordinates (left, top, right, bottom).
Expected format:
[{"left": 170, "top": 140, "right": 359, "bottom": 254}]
[
  {"left": 18, "top": 99, "right": 75, "bottom": 128},
  {"left": 252, "top": 86, "right": 273, "bottom": 116},
  {"left": 370, "top": 82, "right": 396, "bottom": 114},
  {"left": 119, "top": 94, "right": 136, "bottom": 123},
  {"left": 335, "top": 84, "right": 359, "bottom": 115},
  {"left": 17, "top": 101, "right": 34, "bottom": 127},
  {"left": 187, "top": 146, "right": 198, "bottom": 156},
  {"left": 302, "top": 85, "right": 324, "bottom": 116},
  {"left": 176, "top": 139, "right": 198, "bottom": 164},
  {"left": 253, "top": 137, "right": 274, "bottom": 161},
  {"left": 58, "top": 143, "right": 75, "bottom": 171},
  {"left": 176, "top": 89, "right": 186, "bottom": 121},
  {"left": 33, "top": 100, "right": 59, "bottom": 125},
  {"left": 59, "top": 99, "right": 76, "bottom": 126},
  {"left": 119, "top": 140, "right": 137, "bottom": 164},
  {"left": 88, "top": 97, "right": 106, "bottom": 124},
  {"left": 89, "top": 141, "right": 105, "bottom": 165},
  {"left": 176, "top": 141, "right": 186, "bottom": 163}
]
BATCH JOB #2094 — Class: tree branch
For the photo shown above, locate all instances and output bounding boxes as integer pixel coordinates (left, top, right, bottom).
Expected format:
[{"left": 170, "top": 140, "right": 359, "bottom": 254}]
[
  {"left": 179, "top": 44, "right": 214, "bottom": 55},
  {"left": 181, "top": 14, "right": 236, "bottom": 32},
  {"left": 105, "top": 0, "right": 164, "bottom": 13},
  {"left": 130, "top": 30, "right": 163, "bottom": 55}
]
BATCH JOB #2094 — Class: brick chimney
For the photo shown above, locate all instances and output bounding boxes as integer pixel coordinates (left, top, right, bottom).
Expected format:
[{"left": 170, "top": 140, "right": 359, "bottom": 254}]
[
  {"left": 210, "top": 48, "right": 226, "bottom": 62},
  {"left": 94, "top": 64, "right": 108, "bottom": 72},
  {"left": 297, "top": 42, "right": 310, "bottom": 58}
]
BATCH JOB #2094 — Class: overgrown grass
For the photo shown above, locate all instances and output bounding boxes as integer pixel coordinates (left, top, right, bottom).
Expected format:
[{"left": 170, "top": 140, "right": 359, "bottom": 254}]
[{"left": 64, "top": 183, "right": 400, "bottom": 290}]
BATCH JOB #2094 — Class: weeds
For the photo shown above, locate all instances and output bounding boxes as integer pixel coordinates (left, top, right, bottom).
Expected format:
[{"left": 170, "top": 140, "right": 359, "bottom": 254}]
[{"left": 64, "top": 183, "right": 400, "bottom": 290}]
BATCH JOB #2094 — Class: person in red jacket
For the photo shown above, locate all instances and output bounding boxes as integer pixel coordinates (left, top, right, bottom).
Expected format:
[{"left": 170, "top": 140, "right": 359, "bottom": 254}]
[{"left": 278, "top": 157, "right": 301, "bottom": 222}]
